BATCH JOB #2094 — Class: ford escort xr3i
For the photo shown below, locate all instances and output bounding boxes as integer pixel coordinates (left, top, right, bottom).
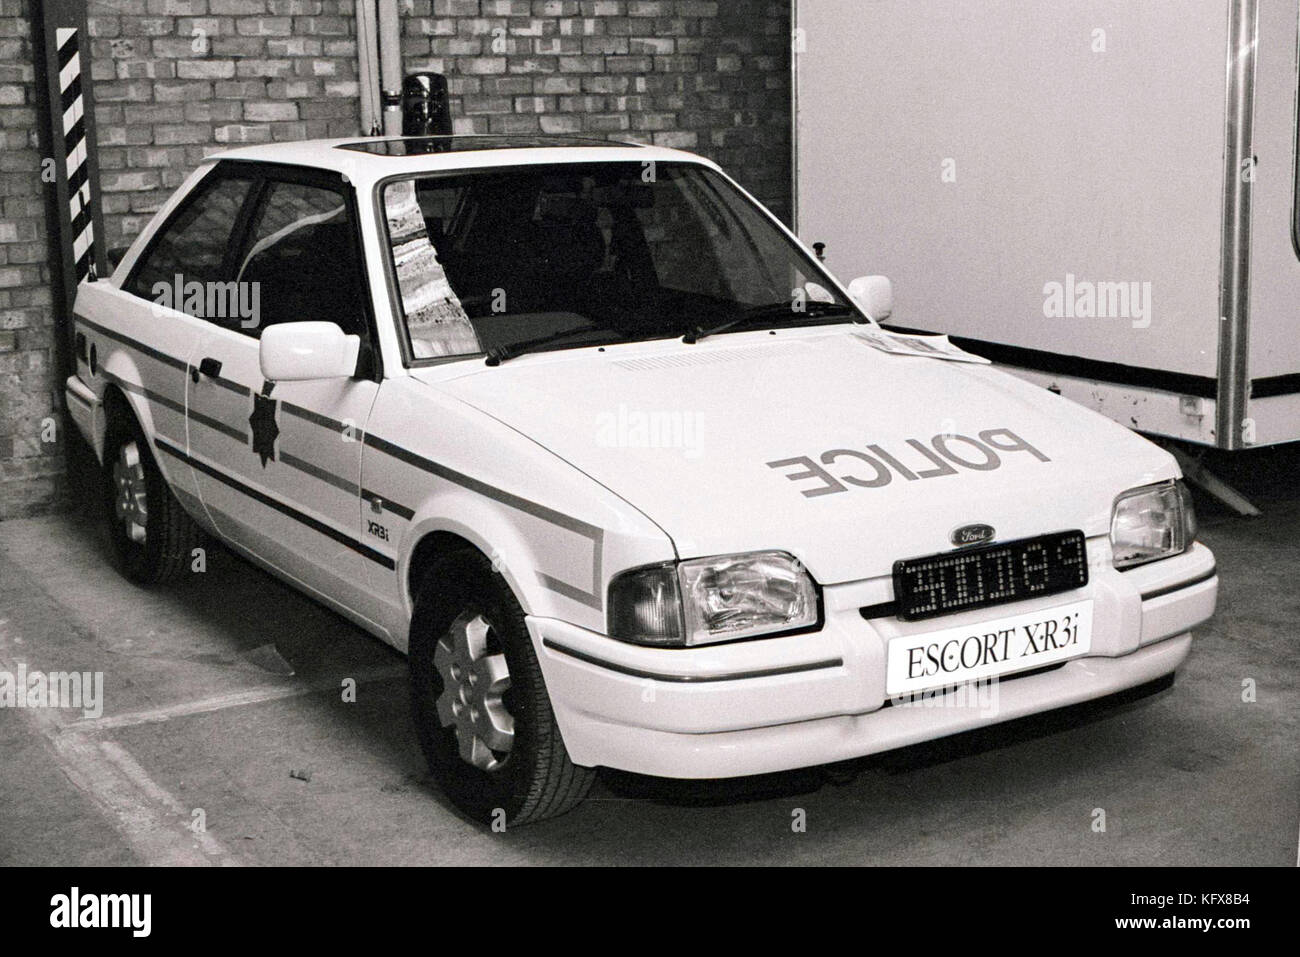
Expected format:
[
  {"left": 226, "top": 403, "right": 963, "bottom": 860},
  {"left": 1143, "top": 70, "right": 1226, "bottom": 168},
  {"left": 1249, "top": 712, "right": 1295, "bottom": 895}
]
[{"left": 65, "top": 136, "right": 1218, "bottom": 824}]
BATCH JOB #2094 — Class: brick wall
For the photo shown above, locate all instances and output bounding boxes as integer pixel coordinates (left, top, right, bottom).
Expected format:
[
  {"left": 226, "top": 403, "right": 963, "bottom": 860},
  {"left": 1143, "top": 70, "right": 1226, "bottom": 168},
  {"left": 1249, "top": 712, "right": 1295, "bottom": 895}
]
[
  {"left": 0, "top": 0, "right": 791, "bottom": 518},
  {"left": 0, "top": 0, "right": 61, "bottom": 518},
  {"left": 401, "top": 0, "right": 792, "bottom": 220},
  {"left": 90, "top": 0, "right": 366, "bottom": 250}
]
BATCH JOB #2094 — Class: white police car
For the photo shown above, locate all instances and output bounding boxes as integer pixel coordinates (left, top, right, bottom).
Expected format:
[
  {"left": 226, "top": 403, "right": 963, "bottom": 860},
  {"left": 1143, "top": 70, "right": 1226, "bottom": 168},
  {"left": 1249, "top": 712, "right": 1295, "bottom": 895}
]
[{"left": 65, "top": 135, "right": 1218, "bottom": 824}]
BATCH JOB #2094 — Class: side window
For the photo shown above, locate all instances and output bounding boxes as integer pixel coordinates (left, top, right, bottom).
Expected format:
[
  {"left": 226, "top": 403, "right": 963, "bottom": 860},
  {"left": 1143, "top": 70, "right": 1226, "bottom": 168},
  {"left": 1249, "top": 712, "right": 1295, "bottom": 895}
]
[
  {"left": 127, "top": 175, "right": 254, "bottom": 316},
  {"left": 236, "top": 179, "right": 368, "bottom": 339}
]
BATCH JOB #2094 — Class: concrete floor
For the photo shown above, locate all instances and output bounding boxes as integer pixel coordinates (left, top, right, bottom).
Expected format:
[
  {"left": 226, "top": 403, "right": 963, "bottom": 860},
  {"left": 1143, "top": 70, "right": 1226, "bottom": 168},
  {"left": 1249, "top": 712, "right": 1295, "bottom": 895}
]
[{"left": 1, "top": 443, "right": 1297, "bottom": 866}]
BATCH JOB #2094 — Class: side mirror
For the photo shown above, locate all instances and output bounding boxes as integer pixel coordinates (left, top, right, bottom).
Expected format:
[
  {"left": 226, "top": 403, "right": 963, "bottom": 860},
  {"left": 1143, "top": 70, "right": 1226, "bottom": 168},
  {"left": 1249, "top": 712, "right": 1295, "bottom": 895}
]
[
  {"left": 847, "top": 275, "right": 893, "bottom": 322},
  {"left": 259, "top": 322, "right": 360, "bottom": 382}
]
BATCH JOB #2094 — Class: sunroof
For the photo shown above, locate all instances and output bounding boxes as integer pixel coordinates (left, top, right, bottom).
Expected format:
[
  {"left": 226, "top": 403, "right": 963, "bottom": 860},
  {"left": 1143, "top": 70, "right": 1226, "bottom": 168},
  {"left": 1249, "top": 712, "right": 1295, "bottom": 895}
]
[{"left": 336, "top": 135, "right": 633, "bottom": 156}]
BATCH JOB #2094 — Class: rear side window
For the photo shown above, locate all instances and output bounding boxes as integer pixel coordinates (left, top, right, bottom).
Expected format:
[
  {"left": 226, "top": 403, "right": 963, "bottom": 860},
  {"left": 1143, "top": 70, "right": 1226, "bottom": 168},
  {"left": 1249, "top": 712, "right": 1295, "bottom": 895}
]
[
  {"left": 235, "top": 180, "right": 368, "bottom": 339},
  {"left": 127, "top": 174, "right": 253, "bottom": 313}
]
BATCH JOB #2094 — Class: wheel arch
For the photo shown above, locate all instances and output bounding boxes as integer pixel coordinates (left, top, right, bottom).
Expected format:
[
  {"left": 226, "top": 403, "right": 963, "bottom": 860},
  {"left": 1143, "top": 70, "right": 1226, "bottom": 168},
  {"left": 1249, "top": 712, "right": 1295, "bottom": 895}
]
[
  {"left": 97, "top": 372, "right": 191, "bottom": 496},
  {"left": 97, "top": 348, "right": 160, "bottom": 443},
  {"left": 101, "top": 382, "right": 134, "bottom": 435},
  {"left": 399, "top": 494, "right": 566, "bottom": 629},
  {"left": 407, "top": 529, "right": 481, "bottom": 608}
]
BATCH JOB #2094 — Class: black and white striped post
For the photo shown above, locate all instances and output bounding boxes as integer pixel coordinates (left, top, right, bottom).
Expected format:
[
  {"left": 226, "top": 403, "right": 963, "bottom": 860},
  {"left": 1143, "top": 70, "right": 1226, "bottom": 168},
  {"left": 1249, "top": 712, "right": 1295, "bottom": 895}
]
[
  {"left": 33, "top": 0, "right": 107, "bottom": 378},
  {"left": 56, "top": 24, "right": 96, "bottom": 284}
]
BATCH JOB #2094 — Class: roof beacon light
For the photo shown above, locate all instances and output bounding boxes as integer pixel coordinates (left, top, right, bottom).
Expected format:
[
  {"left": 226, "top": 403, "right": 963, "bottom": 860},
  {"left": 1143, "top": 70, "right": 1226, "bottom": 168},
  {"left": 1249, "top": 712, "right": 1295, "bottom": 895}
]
[{"left": 402, "top": 72, "right": 452, "bottom": 138}]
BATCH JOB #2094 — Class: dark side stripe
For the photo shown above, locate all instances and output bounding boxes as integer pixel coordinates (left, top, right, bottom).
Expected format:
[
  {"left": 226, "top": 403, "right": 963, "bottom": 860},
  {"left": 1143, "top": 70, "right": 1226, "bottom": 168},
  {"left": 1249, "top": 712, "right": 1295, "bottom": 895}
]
[
  {"left": 102, "top": 370, "right": 184, "bottom": 417},
  {"left": 362, "top": 431, "right": 601, "bottom": 539},
  {"left": 154, "top": 437, "right": 395, "bottom": 570},
  {"left": 282, "top": 401, "right": 351, "bottom": 434},
  {"left": 282, "top": 451, "right": 359, "bottom": 495},
  {"left": 80, "top": 317, "right": 248, "bottom": 398},
  {"left": 78, "top": 316, "right": 188, "bottom": 373},
  {"left": 98, "top": 364, "right": 412, "bottom": 520},
  {"left": 192, "top": 409, "right": 247, "bottom": 443},
  {"left": 85, "top": 322, "right": 598, "bottom": 588},
  {"left": 362, "top": 488, "right": 415, "bottom": 521},
  {"left": 362, "top": 430, "right": 604, "bottom": 607},
  {"left": 190, "top": 367, "right": 251, "bottom": 397}
]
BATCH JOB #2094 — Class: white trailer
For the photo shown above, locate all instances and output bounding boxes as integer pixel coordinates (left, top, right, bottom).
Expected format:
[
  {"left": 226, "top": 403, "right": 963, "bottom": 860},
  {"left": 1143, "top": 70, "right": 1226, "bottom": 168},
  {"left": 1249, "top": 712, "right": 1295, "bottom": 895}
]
[{"left": 793, "top": 0, "right": 1299, "bottom": 454}]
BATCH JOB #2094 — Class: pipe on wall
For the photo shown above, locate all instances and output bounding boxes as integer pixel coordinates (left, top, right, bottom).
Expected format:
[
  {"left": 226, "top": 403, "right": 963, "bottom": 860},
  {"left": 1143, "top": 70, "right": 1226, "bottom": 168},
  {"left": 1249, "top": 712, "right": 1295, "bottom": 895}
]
[
  {"left": 378, "top": 1, "right": 403, "bottom": 136},
  {"left": 355, "top": 0, "right": 381, "bottom": 135}
]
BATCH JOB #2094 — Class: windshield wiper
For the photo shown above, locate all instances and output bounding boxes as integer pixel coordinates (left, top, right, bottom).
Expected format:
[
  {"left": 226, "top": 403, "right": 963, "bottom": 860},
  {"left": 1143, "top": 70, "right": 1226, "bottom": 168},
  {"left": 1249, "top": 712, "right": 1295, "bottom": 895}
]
[
  {"left": 484, "top": 326, "right": 607, "bottom": 365},
  {"left": 682, "top": 301, "right": 858, "bottom": 344}
]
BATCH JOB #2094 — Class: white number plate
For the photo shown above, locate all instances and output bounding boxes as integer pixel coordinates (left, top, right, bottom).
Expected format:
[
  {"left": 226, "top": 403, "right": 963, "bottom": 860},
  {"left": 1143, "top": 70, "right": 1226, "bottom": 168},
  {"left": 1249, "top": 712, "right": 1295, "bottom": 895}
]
[{"left": 886, "top": 599, "right": 1093, "bottom": 695}]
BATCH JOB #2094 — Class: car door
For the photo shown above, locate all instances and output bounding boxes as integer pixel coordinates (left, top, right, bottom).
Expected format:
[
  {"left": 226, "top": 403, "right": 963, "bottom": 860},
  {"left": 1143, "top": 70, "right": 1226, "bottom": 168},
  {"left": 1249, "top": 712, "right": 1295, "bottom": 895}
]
[
  {"left": 183, "top": 165, "right": 386, "bottom": 621},
  {"left": 110, "top": 167, "right": 258, "bottom": 512}
]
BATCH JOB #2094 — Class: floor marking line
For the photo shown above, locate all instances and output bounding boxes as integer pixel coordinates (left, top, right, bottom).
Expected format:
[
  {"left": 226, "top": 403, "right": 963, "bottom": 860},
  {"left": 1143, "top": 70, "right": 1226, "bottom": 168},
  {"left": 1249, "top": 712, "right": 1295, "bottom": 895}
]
[
  {"left": 96, "top": 740, "right": 236, "bottom": 865},
  {"left": 46, "top": 732, "right": 220, "bottom": 866},
  {"left": 1, "top": 640, "right": 236, "bottom": 866},
  {"left": 65, "top": 666, "right": 407, "bottom": 733}
]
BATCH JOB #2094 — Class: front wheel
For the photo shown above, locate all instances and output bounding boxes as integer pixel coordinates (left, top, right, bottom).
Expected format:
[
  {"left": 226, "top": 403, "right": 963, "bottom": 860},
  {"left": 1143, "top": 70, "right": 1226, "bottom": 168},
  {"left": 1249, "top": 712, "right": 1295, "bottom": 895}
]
[{"left": 409, "top": 551, "right": 595, "bottom": 825}]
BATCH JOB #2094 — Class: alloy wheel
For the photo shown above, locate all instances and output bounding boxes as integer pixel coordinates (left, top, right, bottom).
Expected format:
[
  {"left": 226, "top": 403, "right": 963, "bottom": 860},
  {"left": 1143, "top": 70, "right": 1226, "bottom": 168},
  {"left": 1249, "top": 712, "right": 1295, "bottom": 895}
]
[
  {"left": 433, "top": 610, "right": 515, "bottom": 771},
  {"left": 112, "top": 440, "right": 149, "bottom": 545}
]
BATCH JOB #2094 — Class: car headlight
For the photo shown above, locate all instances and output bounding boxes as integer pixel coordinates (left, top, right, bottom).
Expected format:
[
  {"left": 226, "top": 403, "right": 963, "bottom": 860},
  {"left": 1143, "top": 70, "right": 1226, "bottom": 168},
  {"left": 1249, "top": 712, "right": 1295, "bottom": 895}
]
[
  {"left": 1110, "top": 480, "right": 1196, "bottom": 569},
  {"left": 607, "top": 551, "right": 819, "bottom": 647}
]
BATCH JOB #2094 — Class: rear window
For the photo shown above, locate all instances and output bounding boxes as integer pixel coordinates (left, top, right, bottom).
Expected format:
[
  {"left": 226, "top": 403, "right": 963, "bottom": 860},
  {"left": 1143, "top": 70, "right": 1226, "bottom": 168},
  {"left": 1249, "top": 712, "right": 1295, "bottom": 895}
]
[{"left": 126, "top": 174, "right": 253, "bottom": 314}]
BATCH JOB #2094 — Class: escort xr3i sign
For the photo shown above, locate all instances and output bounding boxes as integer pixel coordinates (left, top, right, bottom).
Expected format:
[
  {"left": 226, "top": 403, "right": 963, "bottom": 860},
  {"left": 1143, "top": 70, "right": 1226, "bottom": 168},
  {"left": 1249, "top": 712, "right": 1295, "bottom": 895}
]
[{"left": 65, "top": 136, "right": 1218, "bottom": 824}]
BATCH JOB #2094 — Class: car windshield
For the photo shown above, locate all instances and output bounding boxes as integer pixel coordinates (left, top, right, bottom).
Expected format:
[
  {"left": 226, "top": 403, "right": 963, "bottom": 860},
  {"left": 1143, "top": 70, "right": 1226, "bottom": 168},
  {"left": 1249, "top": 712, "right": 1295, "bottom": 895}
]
[{"left": 380, "top": 161, "right": 860, "bottom": 361}]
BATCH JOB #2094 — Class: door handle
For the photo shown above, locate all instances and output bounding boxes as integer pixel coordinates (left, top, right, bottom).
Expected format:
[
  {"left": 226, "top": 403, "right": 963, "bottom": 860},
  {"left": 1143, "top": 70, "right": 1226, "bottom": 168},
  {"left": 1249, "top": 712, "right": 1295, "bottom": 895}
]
[{"left": 191, "top": 357, "right": 223, "bottom": 383}]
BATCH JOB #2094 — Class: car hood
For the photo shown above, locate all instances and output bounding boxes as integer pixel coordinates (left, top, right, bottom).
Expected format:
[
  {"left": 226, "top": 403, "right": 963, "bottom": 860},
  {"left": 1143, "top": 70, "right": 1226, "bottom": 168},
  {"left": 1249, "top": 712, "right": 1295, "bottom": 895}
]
[{"left": 416, "top": 329, "right": 1178, "bottom": 584}]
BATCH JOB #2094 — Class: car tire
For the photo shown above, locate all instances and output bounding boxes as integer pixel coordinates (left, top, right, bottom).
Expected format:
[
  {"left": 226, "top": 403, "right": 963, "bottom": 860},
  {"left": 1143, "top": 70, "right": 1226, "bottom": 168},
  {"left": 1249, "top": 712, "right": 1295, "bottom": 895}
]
[
  {"left": 102, "top": 412, "right": 203, "bottom": 585},
  {"left": 409, "top": 550, "right": 595, "bottom": 826}
]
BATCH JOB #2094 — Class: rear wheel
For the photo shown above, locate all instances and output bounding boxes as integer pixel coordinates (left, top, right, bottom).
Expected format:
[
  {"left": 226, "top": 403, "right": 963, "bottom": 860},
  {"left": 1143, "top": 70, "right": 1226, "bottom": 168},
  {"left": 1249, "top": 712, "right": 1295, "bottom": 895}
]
[
  {"left": 102, "top": 413, "right": 203, "bottom": 584},
  {"left": 409, "top": 550, "right": 595, "bottom": 825}
]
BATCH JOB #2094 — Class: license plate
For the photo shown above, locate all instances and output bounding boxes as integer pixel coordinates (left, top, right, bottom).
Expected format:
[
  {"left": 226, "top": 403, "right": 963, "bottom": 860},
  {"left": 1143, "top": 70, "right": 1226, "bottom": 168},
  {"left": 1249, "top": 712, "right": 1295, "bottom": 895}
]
[
  {"left": 886, "top": 599, "right": 1093, "bottom": 695},
  {"left": 892, "top": 529, "right": 1088, "bottom": 621}
]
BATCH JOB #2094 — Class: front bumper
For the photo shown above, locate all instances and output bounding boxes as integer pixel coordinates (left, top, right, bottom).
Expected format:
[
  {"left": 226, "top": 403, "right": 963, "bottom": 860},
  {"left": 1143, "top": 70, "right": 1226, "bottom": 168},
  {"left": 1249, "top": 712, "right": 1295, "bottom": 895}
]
[{"left": 530, "top": 540, "right": 1217, "bottom": 778}]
